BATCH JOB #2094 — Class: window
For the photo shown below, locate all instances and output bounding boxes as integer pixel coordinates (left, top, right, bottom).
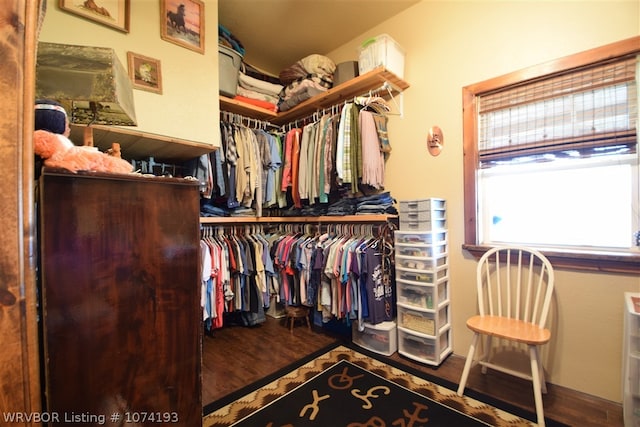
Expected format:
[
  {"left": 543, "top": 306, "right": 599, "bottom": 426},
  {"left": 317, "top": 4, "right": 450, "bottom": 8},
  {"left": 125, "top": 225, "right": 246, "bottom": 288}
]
[{"left": 463, "top": 37, "right": 640, "bottom": 273}]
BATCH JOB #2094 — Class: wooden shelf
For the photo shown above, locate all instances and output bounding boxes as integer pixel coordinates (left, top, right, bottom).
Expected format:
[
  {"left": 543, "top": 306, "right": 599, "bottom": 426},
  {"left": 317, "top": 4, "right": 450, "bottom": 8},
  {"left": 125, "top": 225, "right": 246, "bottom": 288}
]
[
  {"left": 220, "top": 67, "right": 409, "bottom": 126},
  {"left": 69, "top": 124, "right": 216, "bottom": 162},
  {"left": 65, "top": 68, "right": 407, "bottom": 164},
  {"left": 218, "top": 96, "right": 279, "bottom": 122},
  {"left": 200, "top": 214, "right": 398, "bottom": 224}
]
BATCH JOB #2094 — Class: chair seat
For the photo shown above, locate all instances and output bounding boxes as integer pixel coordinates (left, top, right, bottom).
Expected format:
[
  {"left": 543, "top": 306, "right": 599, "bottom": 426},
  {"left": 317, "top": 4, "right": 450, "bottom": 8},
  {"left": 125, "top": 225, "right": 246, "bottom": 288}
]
[{"left": 467, "top": 315, "right": 551, "bottom": 345}]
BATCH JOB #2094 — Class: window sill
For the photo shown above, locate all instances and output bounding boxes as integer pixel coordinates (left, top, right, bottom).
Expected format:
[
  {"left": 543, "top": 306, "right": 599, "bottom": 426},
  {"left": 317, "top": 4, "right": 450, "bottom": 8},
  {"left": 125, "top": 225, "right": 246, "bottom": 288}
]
[{"left": 462, "top": 244, "right": 640, "bottom": 275}]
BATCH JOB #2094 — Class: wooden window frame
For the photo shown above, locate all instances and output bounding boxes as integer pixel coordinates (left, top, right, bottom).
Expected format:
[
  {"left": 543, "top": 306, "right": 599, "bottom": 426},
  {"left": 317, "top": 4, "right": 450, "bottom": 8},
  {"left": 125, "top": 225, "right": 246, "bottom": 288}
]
[{"left": 462, "top": 36, "right": 640, "bottom": 274}]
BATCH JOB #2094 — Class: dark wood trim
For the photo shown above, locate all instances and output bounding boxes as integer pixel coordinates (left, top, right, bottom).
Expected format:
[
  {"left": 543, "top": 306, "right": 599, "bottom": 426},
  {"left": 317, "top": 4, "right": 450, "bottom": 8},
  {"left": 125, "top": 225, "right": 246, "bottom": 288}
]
[
  {"left": 462, "top": 85, "right": 478, "bottom": 245},
  {"left": 462, "top": 36, "right": 640, "bottom": 273},
  {"left": 463, "top": 244, "right": 640, "bottom": 275},
  {"left": 0, "top": 0, "right": 43, "bottom": 421},
  {"left": 463, "top": 36, "right": 640, "bottom": 95}
]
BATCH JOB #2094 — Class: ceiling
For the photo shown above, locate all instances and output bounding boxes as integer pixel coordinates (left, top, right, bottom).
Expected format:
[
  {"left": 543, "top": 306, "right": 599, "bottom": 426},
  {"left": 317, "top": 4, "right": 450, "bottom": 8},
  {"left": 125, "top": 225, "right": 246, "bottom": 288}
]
[{"left": 218, "top": 0, "right": 419, "bottom": 76}]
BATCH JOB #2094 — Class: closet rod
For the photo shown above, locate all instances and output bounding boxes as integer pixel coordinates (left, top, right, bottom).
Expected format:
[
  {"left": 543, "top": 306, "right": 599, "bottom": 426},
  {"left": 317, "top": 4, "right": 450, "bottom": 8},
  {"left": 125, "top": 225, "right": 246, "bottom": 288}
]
[
  {"left": 199, "top": 214, "right": 397, "bottom": 224},
  {"left": 286, "top": 80, "right": 403, "bottom": 129},
  {"left": 220, "top": 110, "right": 280, "bottom": 131}
]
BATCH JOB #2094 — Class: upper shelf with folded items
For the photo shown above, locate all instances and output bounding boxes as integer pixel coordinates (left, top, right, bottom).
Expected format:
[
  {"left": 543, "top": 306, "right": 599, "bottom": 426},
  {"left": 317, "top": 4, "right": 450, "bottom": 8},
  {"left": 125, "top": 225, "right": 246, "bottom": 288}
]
[{"left": 219, "top": 66, "right": 410, "bottom": 126}]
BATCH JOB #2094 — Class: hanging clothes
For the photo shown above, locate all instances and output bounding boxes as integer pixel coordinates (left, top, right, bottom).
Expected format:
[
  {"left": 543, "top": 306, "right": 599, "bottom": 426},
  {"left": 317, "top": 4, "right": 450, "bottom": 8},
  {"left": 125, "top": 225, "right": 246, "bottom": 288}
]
[
  {"left": 359, "top": 110, "right": 385, "bottom": 189},
  {"left": 217, "top": 92, "right": 393, "bottom": 215},
  {"left": 199, "top": 221, "right": 395, "bottom": 329}
]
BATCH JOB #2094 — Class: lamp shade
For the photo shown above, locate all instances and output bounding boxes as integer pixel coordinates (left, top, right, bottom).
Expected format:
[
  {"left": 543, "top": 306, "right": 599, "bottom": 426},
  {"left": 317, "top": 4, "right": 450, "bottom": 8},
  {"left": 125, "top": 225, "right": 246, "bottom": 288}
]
[{"left": 36, "top": 42, "right": 137, "bottom": 126}]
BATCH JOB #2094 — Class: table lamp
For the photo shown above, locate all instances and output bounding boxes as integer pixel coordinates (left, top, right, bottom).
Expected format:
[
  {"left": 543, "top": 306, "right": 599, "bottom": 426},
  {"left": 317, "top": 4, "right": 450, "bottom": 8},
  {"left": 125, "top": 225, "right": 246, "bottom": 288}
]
[{"left": 35, "top": 41, "right": 137, "bottom": 146}]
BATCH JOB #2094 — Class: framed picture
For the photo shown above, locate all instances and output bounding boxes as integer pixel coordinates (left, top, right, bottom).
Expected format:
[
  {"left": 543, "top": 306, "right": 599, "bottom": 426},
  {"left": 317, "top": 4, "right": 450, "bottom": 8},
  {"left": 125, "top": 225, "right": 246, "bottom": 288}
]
[
  {"left": 127, "top": 52, "right": 163, "bottom": 94},
  {"left": 160, "top": 0, "right": 205, "bottom": 54},
  {"left": 59, "top": 0, "right": 130, "bottom": 33}
]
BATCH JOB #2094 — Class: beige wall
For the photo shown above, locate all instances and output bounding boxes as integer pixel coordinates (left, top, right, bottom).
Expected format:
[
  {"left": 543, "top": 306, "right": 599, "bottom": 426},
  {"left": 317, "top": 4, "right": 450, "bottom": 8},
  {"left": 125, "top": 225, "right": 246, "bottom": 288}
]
[
  {"left": 36, "top": 0, "right": 640, "bottom": 403},
  {"left": 328, "top": 1, "right": 640, "bottom": 402},
  {"left": 38, "top": 0, "right": 220, "bottom": 148}
]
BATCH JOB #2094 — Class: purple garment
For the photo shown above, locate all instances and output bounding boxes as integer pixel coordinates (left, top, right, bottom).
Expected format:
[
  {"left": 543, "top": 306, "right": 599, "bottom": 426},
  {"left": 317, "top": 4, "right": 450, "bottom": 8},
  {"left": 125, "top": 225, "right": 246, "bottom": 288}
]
[{"left": 361, "top": 247, "right": 392, "bottom": 324}]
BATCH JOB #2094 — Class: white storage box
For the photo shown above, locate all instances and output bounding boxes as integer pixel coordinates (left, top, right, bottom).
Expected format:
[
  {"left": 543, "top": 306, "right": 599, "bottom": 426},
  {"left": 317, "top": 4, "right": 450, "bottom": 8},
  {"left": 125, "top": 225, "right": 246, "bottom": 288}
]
[
  {"left": 352, "top": 320, "right": 397, "bottom": 356},
  {"left": 396, "top": 253, "right": 448, "bottom": 271},
  {"left": 398, "top": 326, "right": 452, "bottom": 365},
  {"left": 396, "top": 265, "right": 449, "bottom": 284},
  {"left": 397, "top": 278, "right": 449, "bottom": 310},
  {"left": 358, "top": 34, "right": 405, "bottom": 78},
  {"left": 219, "top": 44, "right": 243, "bottom": 97},
  {"left": 395, "top": 230, "right": 448, "bottom": 245},
  {"left": 395, "top": 241, "right": 448, "bottom": 258},
  {"left": 397, "top": 302, "right": 449, "bottom": 336}
]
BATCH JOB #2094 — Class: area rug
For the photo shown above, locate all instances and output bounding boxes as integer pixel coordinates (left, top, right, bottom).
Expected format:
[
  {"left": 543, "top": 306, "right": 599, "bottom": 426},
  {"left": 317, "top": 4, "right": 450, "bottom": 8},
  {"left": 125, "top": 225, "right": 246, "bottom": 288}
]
[{"left": 203, "top": 344, "right": 561, "bottom": 427}]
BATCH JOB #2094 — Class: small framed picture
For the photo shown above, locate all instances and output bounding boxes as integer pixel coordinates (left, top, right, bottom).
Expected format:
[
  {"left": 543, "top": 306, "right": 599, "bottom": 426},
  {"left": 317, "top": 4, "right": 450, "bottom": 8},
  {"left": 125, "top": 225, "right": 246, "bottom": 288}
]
[
  {"left": 160, "top": 0, "right": 205, "bottom": 54},
  {"left": 127, "top": 52, "right": 163, "bottom": 94},
  {"left": 59, "top": 0, "right": 130, "bottom": 33}
]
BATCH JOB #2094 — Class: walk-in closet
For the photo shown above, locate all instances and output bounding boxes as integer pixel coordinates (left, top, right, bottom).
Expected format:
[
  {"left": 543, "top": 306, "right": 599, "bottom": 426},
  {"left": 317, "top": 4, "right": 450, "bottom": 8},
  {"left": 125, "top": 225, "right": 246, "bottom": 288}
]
[{"left": 3, "top": 2, "right": 638, "bottom": 427}]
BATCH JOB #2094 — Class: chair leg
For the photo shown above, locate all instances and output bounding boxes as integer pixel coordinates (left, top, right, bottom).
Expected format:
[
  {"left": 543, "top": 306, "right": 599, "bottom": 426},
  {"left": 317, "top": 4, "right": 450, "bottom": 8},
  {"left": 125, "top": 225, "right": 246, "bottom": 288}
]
[
  {"left": 529, "top": 345, "right": 546, "bottom": 427},
  {"left": 481, "top": 335, "right": 492, "bottom": 374},
  {"left": 457, "top": 333, "right": 479, "bottom": 396},
  {"left": 538, "top": 350, "right": 548, "bottom": 394}
]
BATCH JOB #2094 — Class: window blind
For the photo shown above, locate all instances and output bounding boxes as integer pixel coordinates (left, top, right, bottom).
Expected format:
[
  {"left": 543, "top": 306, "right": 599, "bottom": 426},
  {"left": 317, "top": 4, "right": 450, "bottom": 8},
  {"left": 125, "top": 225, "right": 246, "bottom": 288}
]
[{"left": 477, "top": 55, "right": 638, "bottom": 167}]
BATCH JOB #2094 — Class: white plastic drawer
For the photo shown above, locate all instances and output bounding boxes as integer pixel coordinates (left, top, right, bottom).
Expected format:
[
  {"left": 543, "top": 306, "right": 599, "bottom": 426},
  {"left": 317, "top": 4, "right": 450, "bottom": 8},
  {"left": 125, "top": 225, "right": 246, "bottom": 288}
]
[
  {"left": 395, "top": 242, "right": 447, "bottom": 258},
  {"left": 396, "top": 265, "right": 448, "bottom": 284},
  {"left": 400, "top": 198, "right": 446, "bottom": 212},
  {"left": 397, "top": 303, "right": 449, "bottom": 336},
  {"left": 396, "top": 278, "right": 448, "bottom": 310},
  {"left": 400, "top": 209, "right": 446, "bottom": 223},
  {"left": 398, "top": 327, "right": 451, "bottom": 363},
  {"left": 400, "top": 218, "right": 447, "bottom": 231},
  {"left": 352, "top": 320, "right": 397, "bottom": 356},
  {"left": 394, "top": 230, "right": 448, "bottom": 245},
  {"left": 396, "top": 253, "right": 448, "bottom": 271}
]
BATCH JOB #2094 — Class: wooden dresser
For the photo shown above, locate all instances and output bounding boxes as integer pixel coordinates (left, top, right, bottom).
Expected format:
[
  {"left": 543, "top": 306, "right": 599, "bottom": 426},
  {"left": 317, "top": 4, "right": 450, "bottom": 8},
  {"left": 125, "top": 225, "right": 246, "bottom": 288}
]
[{"left": 39, "top": 169, "right": 202, "bottom": 426}]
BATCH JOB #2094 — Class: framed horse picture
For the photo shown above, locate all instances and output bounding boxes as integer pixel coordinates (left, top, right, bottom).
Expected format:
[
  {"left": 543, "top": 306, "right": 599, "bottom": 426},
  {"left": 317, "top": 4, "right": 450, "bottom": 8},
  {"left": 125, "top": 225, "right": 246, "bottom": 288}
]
[
  {"left": 59, "top": 0, "right": 130, "bottom": 33},
  {"left": 160, "top": 0, "right": 205, "bottom": 54}
]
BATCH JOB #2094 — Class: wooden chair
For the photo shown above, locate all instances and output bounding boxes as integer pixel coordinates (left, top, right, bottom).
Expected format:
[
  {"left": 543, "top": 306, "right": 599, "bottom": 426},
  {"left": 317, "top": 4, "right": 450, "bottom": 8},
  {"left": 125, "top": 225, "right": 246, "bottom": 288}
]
[{"left": 457, "top": 246, "right": 555, "bottom": 427}]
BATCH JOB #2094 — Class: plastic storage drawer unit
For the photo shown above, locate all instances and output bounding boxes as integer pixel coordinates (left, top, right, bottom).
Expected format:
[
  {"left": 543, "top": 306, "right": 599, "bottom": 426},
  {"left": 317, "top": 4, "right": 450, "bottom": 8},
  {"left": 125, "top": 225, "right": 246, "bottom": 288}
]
[{"left": 352, "top": 320, "right": 398, "bottom": 356}]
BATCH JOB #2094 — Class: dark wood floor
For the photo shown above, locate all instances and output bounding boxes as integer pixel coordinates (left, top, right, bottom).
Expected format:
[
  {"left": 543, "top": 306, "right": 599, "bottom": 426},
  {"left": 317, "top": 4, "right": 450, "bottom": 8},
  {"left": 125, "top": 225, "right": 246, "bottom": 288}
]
[{"left": 202, "top": 315, "right": 623, "bottom": 427}]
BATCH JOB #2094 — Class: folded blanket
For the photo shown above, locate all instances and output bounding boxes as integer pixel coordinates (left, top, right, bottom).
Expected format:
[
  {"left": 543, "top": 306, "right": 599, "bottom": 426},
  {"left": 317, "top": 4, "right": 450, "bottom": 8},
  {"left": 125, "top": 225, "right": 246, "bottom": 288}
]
[
  {"left": 236, "top": 86, "right": 280, "bottom": 105},
  {"left": 300, "top": 54, "right": 336, "bottom": 76},
  {"left": 280, "top": 75, "right": 332, "bottom": 100},
  {"left": 279, "top": 54, "right": 335, "bottom": 85},
  {"left": 278, "top": 85, "right": 327, "bottom": 112},
  {"left": 238, "top": 72, "right": 283, "bottom": 97},
  {"left": 233, "top": 95, "right": 278, "bottom": 112}
]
